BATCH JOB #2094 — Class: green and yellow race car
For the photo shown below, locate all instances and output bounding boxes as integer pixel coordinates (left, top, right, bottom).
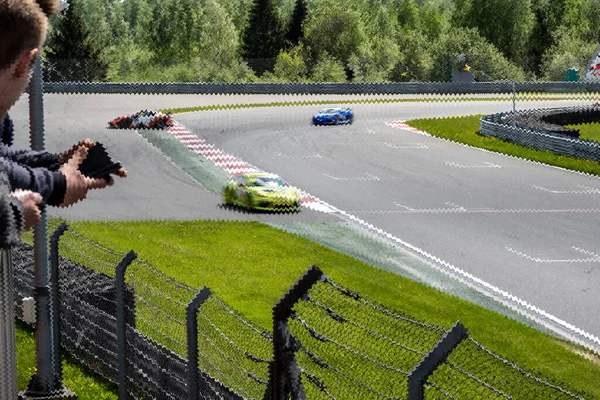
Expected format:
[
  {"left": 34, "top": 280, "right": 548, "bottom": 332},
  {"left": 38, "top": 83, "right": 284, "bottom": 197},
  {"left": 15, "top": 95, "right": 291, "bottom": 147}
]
[{"left": 223, "top": 173, "right": 302, "bottom": 212}]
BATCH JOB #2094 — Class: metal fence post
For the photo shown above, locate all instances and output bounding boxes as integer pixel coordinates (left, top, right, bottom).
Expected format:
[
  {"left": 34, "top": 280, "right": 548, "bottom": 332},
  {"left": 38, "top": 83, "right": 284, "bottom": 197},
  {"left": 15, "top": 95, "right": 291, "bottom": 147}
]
[
  {"left": 407, "top": 321, "right": 469, "bottom": 400},
  {"left": 512, "top": 80, "right": 517, "bottom": 128},
  {"left": 19, "top": 54, "right": 56, "bottom": 399},
  {"left": 115, "top": 250, "right": 137, "bottom": 400},
  {"left": 264, "top": 265, "right": 324, "bottom": 400},
  {"left": 186, "top": 287, "right": 211, "bottom": 400},
  {"left": 47, "top": 222, "right": 76, "bottom": 398},
  {"left": 0, "top": 249, "right": 18, "bottom": 400}
]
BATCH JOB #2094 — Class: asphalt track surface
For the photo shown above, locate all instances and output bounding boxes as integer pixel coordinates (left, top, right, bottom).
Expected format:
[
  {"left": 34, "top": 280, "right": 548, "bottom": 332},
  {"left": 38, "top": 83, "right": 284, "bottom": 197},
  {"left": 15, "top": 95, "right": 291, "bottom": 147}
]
[
  {"left": 7, "top": 93, "right": 600, "bottom": 341},
  {"left": 175, "top": 99, "right": 600, "bottom": 339}
]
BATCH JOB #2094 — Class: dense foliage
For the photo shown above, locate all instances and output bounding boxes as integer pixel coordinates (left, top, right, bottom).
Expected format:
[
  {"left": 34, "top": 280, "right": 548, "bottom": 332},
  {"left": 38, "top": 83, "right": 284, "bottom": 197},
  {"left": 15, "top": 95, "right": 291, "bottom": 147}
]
[{"left": 43, "top": 0, "right": 600, "bottom": 82}]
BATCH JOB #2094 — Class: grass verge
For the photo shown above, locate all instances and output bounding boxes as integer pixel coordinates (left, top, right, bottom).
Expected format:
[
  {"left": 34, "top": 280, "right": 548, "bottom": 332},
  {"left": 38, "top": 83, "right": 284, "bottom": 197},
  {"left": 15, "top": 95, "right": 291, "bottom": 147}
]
[
  {"left": 568, "top": 122, "right": 600, "bottom": 144},
  {"left": 15, "top": 319, "right": 118, "bottom": 399},
  {"left": 407, "top": 115, "right": 600, "bottom": 176},
  {"left": 61, "top": 219, "right": 600, "bottom": 397}
]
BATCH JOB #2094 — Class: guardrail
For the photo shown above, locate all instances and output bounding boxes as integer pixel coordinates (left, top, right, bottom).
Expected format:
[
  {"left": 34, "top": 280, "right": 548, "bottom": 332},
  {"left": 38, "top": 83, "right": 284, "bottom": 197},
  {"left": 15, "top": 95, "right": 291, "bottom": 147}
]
[
  {"left": 480, "top": 105, "right": 600, "bottom": 163},
  {"left": 29, "top": 81, "right": 600, "bottom": 95}
]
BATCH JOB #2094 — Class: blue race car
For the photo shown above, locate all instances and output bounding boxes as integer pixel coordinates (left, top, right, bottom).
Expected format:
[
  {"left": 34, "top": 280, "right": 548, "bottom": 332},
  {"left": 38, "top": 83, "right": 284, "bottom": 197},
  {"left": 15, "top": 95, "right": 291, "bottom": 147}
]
[{"left": 312, "top": 107, "right": 354, "bottom": 125}]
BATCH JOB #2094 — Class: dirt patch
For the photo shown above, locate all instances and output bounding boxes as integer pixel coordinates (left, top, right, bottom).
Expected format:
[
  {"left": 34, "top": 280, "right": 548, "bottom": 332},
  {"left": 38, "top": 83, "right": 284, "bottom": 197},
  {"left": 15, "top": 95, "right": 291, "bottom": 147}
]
[{"left": 558, "top": 341, "right": 600, "bottom": 365}]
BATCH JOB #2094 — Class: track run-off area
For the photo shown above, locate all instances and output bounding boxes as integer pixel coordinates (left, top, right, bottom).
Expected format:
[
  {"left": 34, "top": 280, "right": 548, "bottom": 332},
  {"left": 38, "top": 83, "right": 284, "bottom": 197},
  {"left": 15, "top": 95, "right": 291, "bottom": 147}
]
[{"left": 9, "top": 93, "right": 600, "bottom": 352}]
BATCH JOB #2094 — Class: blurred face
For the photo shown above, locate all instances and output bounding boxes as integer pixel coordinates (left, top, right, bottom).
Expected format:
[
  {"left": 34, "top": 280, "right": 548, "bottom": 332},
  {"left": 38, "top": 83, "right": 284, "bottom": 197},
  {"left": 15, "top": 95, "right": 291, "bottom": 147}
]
[{"left": 0, "top": 48, "right": 39, "bottom": 118}]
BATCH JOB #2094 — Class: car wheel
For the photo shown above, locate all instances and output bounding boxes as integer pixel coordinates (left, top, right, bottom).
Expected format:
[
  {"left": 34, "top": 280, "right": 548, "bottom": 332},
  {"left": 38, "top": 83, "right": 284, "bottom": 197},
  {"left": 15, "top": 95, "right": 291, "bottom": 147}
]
[
  {"left": 335, "top": 116, "right": 340, "bottom": 124},
  {"left": 224, "top": 187, "right": 235, "bottom": 205},
  {"left": 245, "top": 192, "right": 256, "bottom": 210}
]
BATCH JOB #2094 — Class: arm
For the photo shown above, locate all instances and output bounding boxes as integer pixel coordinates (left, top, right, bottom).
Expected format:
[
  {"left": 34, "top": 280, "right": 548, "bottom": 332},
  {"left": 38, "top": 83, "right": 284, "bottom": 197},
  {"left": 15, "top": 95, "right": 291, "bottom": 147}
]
[
  {"left": 0, "top": 172, "right": 24, "bottom": 249},
  {"left": 0, "top": 195, "right": 24, "bottom": 249},
  {"left": 0, "top": 115, "right": 60, "bottom": 170},
  {"left": 0, "top": 158, "right": 66, "bottom": 207},
  {"left": 0, "top": 143, "right": 61, "bottom": 170}
]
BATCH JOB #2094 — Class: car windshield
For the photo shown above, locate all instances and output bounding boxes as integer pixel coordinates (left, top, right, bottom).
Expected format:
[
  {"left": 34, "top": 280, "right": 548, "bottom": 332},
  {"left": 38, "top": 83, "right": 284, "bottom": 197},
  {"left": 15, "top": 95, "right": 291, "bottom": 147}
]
[
  {"left": 321, "top": 108, "right": 339, "bottom": 114},
  {"left": 247, "top": 176, "right": 285, "bottom": 187}
]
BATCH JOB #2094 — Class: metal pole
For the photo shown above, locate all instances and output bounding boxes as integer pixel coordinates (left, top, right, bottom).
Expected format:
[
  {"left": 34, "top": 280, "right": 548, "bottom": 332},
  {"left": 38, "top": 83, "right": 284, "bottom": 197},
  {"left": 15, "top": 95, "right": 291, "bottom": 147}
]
[
  {"left": 265, "top": 265, "right": 323, "bottom": 400},
  {"left": 23, "top": 54, "right": 55, "bottom": 396},
  {"left": 407, "top": 321, "right": 469, "bottom": 400},
  {"left": 49, "top": 223, "right": 70, "bottom": 392},
  {"left": 186, "top": 287, "right": 211, "bottom": 400},
  {"left": 0, "top": 249, "right": 18, "bottom": 400},
  {"left": 513, "top": 80, "right": 516, "bottom": 112},
  {"left": 116, "top": 251, "right": 137, "bottom": 400}
]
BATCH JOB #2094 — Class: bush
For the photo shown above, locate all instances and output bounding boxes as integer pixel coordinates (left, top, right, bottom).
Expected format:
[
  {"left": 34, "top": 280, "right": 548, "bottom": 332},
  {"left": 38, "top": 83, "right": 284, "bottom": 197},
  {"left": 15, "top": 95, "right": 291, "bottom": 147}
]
[
  {"left": 428, "top": 27, "right": 526, "bottom": 82},
  {"left": 310, "top": 52, "right": 347, "bottom": 82},
  {"left": 272, "top": 45, "right": 309, "bottom": 82},
  {"left": 540, "top": 28, "right": 597, "bottom": 81}
]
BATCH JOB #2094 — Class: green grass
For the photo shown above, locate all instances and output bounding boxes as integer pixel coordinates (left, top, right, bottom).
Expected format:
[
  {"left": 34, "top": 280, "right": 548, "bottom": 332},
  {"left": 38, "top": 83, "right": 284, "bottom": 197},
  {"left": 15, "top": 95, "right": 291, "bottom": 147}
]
[
  {"left": 567, "top": 122, "right": 600, "bottom": 143},
  {"left": 158, "top": 94, "right": 587, "bottom": 115},
  {"left": 407, "top": 115, "right": 600, "bottom": 176},
  {"left": 57, "top": 219, "right": 600, "bottom": 397},
  {"left": 15, "top": 319, "right": 118, "bottom": 399}
]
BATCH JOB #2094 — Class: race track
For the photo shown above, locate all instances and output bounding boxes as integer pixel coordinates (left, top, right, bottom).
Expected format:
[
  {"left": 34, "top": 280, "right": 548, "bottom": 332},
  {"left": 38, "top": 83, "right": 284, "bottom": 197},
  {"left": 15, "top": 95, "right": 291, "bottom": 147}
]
[{"left": 7, "top": 93, "right": 600, "bottom": 343}]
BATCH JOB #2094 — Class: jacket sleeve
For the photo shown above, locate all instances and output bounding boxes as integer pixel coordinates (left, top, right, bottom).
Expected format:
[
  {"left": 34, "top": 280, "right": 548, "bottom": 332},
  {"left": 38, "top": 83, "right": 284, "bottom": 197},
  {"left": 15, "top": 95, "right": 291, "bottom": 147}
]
[
  {"left": 0, "top": 115, "right": 61, "bottom": 170},
  {"left": 0, "top": 173, "right": 24, "bottom": 249},
  {"left": 0, "top": 158, "right": 66, "bottom": 207},
  {"left": 0, "top": 142, "right": 61, "bottom": 171}
]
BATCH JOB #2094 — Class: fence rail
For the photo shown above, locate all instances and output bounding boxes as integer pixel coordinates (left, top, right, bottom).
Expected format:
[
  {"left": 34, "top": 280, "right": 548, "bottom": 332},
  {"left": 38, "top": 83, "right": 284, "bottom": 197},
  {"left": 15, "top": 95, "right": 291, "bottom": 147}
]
[
  {"left": 10, "top": 223, "right": 593, "bottom": 399},
  {"left": 480, "top": 104, "right": 600, "bottom": 163},
  {"left": 24, "top": 81, "right": 600, "bottom": 95}
]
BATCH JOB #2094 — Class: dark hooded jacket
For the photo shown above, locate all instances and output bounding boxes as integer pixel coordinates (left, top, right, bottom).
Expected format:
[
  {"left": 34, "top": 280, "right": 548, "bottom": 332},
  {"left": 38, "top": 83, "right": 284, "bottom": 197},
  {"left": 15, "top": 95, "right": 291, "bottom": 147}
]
[
  {"left": 0, "top": 113, "right": 68, "bottom": 248},
  {"left": 0, "top": 113, "right": 66, "bottom": 206},
  {"left": 0, "top": 168, "right": 24, "bottom": 249}
]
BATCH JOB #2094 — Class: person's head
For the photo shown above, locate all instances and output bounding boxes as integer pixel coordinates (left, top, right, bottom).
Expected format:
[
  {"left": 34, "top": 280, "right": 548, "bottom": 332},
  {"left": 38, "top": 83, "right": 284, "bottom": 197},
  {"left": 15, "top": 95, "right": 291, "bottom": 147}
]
[{"left": 0, "top": 0, "right": 59, "bottom": 116}]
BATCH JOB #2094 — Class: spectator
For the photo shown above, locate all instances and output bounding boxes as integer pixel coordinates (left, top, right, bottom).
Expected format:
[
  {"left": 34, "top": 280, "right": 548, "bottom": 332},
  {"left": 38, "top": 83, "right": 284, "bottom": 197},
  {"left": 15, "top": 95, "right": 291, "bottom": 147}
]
[{"left": 0, "top": 0, "right": 126, "bottom": 241}]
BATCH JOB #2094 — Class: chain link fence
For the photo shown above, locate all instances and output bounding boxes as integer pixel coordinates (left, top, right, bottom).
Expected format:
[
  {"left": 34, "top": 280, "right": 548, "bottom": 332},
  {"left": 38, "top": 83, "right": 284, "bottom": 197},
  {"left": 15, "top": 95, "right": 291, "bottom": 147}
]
[
  {"left": 9, "top": 223, "right": 594, "bottom": 399},
  {"left": 12, "top": 221, "right": 268, "bottom": 399},
  {"left": 265, "top": 267, "right": 591, "bottom": 400}
]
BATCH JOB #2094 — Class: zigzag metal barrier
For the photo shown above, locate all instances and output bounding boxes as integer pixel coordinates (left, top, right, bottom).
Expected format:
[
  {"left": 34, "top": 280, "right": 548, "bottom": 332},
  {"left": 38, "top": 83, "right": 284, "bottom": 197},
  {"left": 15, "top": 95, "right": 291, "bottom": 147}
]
[
  {"left": 24, "top": 81, "right": 600, "bottom": 95},
  {"left": 480, "top": 105, "right": 600, "bottom": 164},
  {"left": 10, "top": 224, "right": 593, "bottom": 400}
]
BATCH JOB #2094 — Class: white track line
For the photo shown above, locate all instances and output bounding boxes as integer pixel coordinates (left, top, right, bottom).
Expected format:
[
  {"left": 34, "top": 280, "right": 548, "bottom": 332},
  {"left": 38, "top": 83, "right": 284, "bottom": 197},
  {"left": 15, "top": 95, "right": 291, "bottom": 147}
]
[
  {"left": 382, "top": 119, "right": 600, "bottom": 353},
  {"left": 161, "top": 117, "right": 600, "bottom": 354}
]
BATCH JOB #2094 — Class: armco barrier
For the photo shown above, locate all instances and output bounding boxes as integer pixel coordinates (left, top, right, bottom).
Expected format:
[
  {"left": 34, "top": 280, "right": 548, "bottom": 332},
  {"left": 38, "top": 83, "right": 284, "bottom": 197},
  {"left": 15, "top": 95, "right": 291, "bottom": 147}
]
[
  {"left": 31, "top": 81, "right": 600, "bottom": 95},
  {"left": 480, "top": 105, "right": 600, "bottom": 163}
]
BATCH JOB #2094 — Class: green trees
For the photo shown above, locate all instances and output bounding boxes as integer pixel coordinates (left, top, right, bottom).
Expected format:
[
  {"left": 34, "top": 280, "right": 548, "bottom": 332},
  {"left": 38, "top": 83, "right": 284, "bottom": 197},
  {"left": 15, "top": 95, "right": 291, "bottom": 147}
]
[
  {"left": 396, "top": 0, "right": 420, "bottom": 29},
  {"left": 269, "top": 45, "right": 309, "bottom": 82},
  {"left": 311, "top": 53, "right": 347, "bottom": 82},
  {"left": 40, "top": 0, "right": 600, "bottom": 83},
  {"left": 303, "top": 1, "right": 366, "bottom": 66},
  {"left": 197, "top": 0, "right": 253, "bottom": 82},
  {"left": 44, "top": 0, "right": 108, "bottom": 82},
  {"left": 460, "top": 0, "right": 536, "bottom": 64},
  {"left": 285, "top": 0, "right": 308, "bottom": 47},
  {"left": 242, "top": 0, "right": 285, "bottom": 74},
  {"left": 428, "top": 27, "right": 525, "bottom": 82}
]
